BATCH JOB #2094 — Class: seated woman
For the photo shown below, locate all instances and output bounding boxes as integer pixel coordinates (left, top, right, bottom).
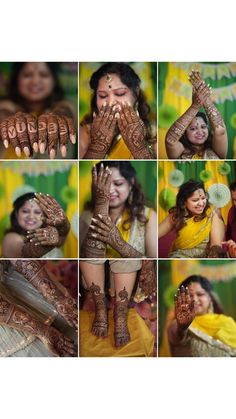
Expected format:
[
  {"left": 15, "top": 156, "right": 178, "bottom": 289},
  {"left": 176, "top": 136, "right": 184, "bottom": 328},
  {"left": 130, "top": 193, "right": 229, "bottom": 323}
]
[
  {"left": 0, "top": 260, "right": 77, "bottom": 357},
  {"left": 165, "top": 70, "right": 228, "bottom": 159},
  {"left": 158, "top": 180, "right": 225, "bottom": 258},
  {"left": 79, "top": 161, "right": 157, "bottom": 258},
  {"left": 0, "top": 62, "right": 76, "bottom": 159},
  {"left": 79, "top": 62, "right": 156, "bottom": 159},
  {"left": 80, "top": 259, "right": 156, "bottom": 349},
  {"left": 167, "top": 275, "right": 236, "bottom": 356},
  {"left": 2, "top": 192, "right": 70, "bottom": 258}
]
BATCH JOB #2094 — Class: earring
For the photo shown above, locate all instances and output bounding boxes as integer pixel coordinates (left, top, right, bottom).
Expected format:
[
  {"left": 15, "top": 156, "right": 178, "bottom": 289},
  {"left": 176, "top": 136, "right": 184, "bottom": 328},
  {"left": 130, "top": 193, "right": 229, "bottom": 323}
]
[
  {"left": 128, "top": 190, "right": 133, "bottom": 205},
  {"left": 207, "top": 300, "right": 214, "bottom": 313}
]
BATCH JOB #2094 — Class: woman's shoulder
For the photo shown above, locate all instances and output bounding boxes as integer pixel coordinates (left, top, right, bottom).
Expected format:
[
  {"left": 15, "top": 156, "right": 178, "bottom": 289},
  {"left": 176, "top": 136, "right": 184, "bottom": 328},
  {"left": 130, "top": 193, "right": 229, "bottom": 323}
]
[{"left": 2, "top": 232, "right": 24, "bottom": 257}]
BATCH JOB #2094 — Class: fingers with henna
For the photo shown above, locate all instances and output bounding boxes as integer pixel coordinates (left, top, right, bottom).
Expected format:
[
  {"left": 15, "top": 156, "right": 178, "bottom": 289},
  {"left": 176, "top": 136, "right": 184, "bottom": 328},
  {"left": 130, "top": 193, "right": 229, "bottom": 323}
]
[{"left": 38, "top": 114, "right": 47, "bottom": 154}]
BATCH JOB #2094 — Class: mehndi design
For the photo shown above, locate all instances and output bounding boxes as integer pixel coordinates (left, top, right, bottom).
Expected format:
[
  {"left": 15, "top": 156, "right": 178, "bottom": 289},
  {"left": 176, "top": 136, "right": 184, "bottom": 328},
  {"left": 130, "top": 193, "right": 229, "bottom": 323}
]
[{"left": 89, "top": 282, "right": 108, "bottom": 337}]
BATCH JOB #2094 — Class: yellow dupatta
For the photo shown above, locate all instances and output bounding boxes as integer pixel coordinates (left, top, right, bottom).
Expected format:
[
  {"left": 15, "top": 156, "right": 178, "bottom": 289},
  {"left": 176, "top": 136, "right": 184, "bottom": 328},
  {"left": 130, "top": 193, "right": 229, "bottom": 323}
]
[
  {"left": 172, "top": 207, "right": 213, "bottom": 250},
  {"left": 107, "top": 136, "right": 133, "bottom": 159},
  {"left": 191, "top": 314, "right": 236, "bottom": 350}
]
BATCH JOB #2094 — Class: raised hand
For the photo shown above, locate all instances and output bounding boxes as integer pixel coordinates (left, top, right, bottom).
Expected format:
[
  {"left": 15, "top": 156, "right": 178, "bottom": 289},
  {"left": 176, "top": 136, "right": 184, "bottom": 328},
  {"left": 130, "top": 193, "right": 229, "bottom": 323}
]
[
  {"left": 175, "top": 286, "right": 195, "bottom": 329},
  {"left": 34, "top": 193, "right": 70, "bottom": 237},
  {"left": 39, "top": 326, "right": 77, "bottom": 357},
  {"left": 117, "top": 102, "right": 150, "bottom": 159},
  {"left": 37, "top": 112, "right": 76, "bottom": 159},
  {"left": 92, "top": 163, "right": 112, "bottom": 216},
  {"left": 192, "top": 82, "right": 211, "bottom": 108},
  {"left": 84, "top": 102, "right": 118, "bottom": 158},
  {"left": 189, "top": 70, "right": 205, "bottom": 90},
  {"left": 138, "top": 260, "right": 156, "bottom": 297},
  {"left": 26, "top": 226, "right": 60, "bottom": 246},
  {"left": 89, "top": 214, "right": 143, "bottom": 258},
  {"left": 0, "top": 112, "right": 38, "bottom": 157}
]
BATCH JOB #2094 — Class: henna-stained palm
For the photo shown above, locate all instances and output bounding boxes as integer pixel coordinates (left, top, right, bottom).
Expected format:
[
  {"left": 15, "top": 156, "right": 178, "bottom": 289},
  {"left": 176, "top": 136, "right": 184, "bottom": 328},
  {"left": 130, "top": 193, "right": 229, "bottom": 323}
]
[{"left": 175, "top": 286, "right": 195, "bottom": 329}]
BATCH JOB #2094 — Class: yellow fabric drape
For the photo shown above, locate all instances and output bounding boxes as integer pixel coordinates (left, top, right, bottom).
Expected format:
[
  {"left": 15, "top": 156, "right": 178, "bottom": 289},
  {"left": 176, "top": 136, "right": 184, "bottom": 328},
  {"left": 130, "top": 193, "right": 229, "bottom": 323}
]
[
  {"left": 172, "top": 207, "right": 213, "bottom": 250},
  {"left": 107, "top": 137, "right": 133, "bottom": 159},
  {"left": 79, "top": 309, "right": 154, "bottom": 357},
  {"left": 191, "top": 313, "right": 236, "bottom": 349}
]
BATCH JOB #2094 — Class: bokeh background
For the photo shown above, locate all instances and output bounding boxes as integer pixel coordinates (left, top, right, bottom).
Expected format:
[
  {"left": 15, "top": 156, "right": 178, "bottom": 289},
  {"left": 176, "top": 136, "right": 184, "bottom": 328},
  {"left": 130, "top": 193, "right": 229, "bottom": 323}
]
[
  {"left": 0, "top": 161, "right": 78, "bottom": 257},
  {"left": 158, "top": 259, "right": 236, "bottom": 356},
  {"left": 158, "top": 62, "right": 236, "bottom": 158}
]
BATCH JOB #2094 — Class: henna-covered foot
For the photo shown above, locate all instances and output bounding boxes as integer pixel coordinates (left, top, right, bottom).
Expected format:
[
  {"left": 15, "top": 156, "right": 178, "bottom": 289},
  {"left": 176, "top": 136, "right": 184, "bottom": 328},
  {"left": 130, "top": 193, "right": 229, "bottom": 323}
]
[
  {"left": 114, "top": 287, "right": 130, "bottom": 347},
  {"left": 89, "top": 282, "right": 108, "bottom": 338}
]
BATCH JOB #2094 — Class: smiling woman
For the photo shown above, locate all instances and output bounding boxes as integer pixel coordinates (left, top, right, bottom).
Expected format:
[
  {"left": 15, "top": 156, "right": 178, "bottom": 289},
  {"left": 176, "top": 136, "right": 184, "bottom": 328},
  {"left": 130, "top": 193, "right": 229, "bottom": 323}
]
[
  {"left": 1, "top": 192, "right": 70, "bottom": 258},
  {"left": 158, "top": 180, "right": 225, "bottom": 258}
]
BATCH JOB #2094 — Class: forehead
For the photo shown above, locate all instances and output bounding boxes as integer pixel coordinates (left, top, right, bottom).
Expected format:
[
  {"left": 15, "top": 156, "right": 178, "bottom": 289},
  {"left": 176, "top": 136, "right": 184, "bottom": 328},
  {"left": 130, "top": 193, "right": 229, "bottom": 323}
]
[
  {"left": 189, "top": 116, "right": 206, "bottom": 127},
  {"left": 231, "top": 190, "right": 236, "bottom": 198},
  {"left": 109, "top": 167, "right": 125, "bottom": 180},
  {"left": 97, "top": 73, "right": 127, "bottom": 91},
  {"left": 20, "top": 62, "right": 49, "bottom": 73},
  {"left": 19, "top": 199, "right": 41, "bottom": 210},
  {"left": 188, "top": 189, "right": 206, "bottom": 199},
  {"left": 188, "top": 282, "right": 206, "bottom": 293}
]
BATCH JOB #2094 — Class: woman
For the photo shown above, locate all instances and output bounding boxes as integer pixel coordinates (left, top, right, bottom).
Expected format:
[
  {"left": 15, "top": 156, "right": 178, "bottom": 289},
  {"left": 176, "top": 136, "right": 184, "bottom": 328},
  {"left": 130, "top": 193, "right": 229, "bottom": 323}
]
[
  {"left": 167, "top": 275, "right": 236, "bottom": 356},
  {"left": 165, "top": 70, "right": 228, "bottom": 159},
  {"left": 158, "top": 180, "right": 225, "bottom": 258},
  {"left": 0, "top": 260, "right": 77, "bottom": 357},
  {"left": 80, "top": 161, "right": 157, "bottom": 258},
  {"left": 0, "top": 62, "right": 76, "bottom": 159},
  {"left": 80, "top": 259, "right": 156, "bottom": 350},
  {"left": 80, "top": 62, "right": 156, "bottom": 159},
  {"left": 2, "top": 192, "right": 70, "bottom": 258}
]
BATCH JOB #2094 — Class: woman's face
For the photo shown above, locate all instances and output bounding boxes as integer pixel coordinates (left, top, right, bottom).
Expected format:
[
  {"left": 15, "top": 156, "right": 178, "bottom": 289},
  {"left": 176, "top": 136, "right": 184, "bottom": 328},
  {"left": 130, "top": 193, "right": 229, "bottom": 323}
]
[
  {"left": 108, "top": 167, "right": 132, "bottom": 209},
  {"left": 17, "top": 62, "right": 55, "bottom": 102},
  {"left": 185, "top": 188, "right": 207, "bottom": 216},
  {"left": 188, "top": 282, "right": 212, "bottom": 315},
  {"left": 96, "top": 73, "right": 136, "bottom": 111},
  {"left": 16, "top": 199, "right": 44, "bottom": 231},
  {"left": 186, "top": 116, "right": 209, "bottom": 146}
]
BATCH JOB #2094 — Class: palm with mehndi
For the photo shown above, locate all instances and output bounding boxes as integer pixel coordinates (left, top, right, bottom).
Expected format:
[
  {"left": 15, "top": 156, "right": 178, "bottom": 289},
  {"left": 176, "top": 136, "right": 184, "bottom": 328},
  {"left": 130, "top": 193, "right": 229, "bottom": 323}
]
[
  {"left": 92, "top": 163, "right": 112, "bottom": 217},
  {"left": 34, "top": 193, "right": 70, "bottom": 236},
  {"left": 175, "top": 286, "right": 195, "bottom": 330}
]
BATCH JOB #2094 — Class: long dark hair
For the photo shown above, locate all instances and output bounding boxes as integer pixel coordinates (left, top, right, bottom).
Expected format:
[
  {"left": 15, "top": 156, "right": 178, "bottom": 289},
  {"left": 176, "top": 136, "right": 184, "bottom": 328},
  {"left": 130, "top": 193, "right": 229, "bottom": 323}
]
[
  {"left": 5, "top": 192, "right": 44, "bottom": 235},
  {"left": 7, "top": 62, "right": 64, "bottom": 110},
  {"left": 81, "top": 62, "right": 152, "bottom": 139},
  {"left": 85, "top": 161, "right": 148, "bottom": 230},
  {"left": 180, "top": 112, "right": 212, "bottom": 151},
  {"left": 169, "top": 179, "right": 210, "bottom": 232},
  {"left": 179, "top": 275, "right": 224, "bottom": 314}
]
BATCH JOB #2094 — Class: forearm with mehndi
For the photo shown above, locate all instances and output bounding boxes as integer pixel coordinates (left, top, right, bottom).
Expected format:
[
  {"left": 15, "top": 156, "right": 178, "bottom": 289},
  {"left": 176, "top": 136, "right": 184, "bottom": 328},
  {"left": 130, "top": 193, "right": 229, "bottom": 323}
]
[
  {"left": 166, "top": 105, "right": 200, "bottom": 145},
  {"left": 204, "top": 101, "right": 225, "bottom": 130},
  {"left": 21, "top": 241, "right": 55, "bottom": 258}
]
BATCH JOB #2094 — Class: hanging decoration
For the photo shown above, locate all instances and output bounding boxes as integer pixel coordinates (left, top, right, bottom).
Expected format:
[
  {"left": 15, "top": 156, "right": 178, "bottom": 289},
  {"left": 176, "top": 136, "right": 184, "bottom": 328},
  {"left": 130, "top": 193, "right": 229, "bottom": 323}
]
[{"left": 208, "top": 183, "right": 231, "bottom": 208}]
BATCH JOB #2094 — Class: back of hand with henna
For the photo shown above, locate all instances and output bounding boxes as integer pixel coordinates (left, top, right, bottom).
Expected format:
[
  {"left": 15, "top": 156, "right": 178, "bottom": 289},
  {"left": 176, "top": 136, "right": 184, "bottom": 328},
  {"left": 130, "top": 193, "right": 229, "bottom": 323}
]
[
  {"left": 81, "top": 164, "right": 111, "bottom": 258},
  {"left": 84, "top": 103, "right": 118, "bottom": 159}
]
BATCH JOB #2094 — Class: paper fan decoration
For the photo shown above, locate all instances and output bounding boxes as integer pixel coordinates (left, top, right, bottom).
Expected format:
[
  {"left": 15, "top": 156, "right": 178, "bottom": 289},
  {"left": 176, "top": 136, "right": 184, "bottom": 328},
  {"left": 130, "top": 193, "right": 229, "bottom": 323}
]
[
  {"left": 2, "top": 161, "right": 73, "bottom": 176},
  {"left": 208, "top": 183, "right": 231, "bottom": 208},
  {"left": 12, "top": 185, "right": 36, "bottom": 202},
  {"left": 159, "top": 188, "right": 176, "bottom": 211},
  {"left": 158, "top": 104, "right": 179, "bottom": 128},
  {"left": 218, "top": 162, "right": 231, "bottom": 176},
  {"left": 168, "top": 169, "right": 184, "bottom": 187},
  {"left": 200, "top": 169, "right": 212, "bottom": 182}
]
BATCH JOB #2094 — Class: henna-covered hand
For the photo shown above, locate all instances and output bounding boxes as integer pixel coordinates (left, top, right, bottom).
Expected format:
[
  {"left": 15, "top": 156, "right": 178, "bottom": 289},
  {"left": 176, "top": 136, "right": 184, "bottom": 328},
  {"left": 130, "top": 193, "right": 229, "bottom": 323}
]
[
  {"left": 175, "top": 286, "right": 195, "bottom": 330},
  {"left": 34, "top": 193, "right": 70, "bottom": 238},
  {"left": 222, "top": 240, "right": 236, "bottom": 258},
  {"left": 39, "top": 326, "right": 77, "bottom": 357},
  {"left": 26, "top": 226, "right": 60, "bottom": 246},
  {"left": 84, "top": 102, "right": 118, "bottom": 159},
  {"left": 10, "top": 260, "right": 78, "bottom": 329},
  {"left": 138, "top": 260, "right": 156, "bottom": 297},
  {"left": 208, "top": 244, "right": 226, "bottom": 258},
  {"left": 88, "top": 214, "right": 143, "bottom": 258},
  {"left": 0, "top": 112, "right": 38, "bottom": 157},
  {"left": 38, "top": 112, "right": 76, "bottom": 159},
  {"left": 117, "top": 102, "right": 150, "bottom": 159}
]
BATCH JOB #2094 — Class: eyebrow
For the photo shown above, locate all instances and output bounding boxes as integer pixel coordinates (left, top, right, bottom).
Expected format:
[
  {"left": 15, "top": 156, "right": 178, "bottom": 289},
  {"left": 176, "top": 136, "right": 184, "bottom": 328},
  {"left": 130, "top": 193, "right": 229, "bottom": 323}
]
[{"left": 97, "top": 87, "right": 128, "bottom": 93}]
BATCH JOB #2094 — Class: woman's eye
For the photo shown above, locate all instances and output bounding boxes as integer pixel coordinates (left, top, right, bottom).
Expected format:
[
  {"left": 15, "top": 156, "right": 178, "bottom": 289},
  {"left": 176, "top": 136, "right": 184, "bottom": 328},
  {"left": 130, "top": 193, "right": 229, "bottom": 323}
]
[
  {"left": 98, "top": 95, "right": 107, "bottom": 99},
  {"left": 115, "top": 92, "right": 126, "bottom": 97}
]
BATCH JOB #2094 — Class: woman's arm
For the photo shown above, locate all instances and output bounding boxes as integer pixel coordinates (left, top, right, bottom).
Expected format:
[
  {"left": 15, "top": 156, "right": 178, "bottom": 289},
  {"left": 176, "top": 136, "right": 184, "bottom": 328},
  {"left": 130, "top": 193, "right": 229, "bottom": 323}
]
[
  {"left": 210, "top": 210, "right": 225, "bottom": 247},
  {"left": 158, "top": 214, "right": 175, "bottom": 239},
  {"left": 165, "top": 103, "right": 200, "bottom": 159},
  {"left": 10, "top": 260, "right": 77, "bottom": 329},
  {"left": 204, "top": 98, "right": 228, "bottom": 158},
  {"left": 2, "top": 231, "right": 59, "bottom": 259},
  {"left": 145, "top": 210, "right": 157, "bottom": 257},
  {"left": 0, "top": 293, "right": 76, "bottom": 356}
]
